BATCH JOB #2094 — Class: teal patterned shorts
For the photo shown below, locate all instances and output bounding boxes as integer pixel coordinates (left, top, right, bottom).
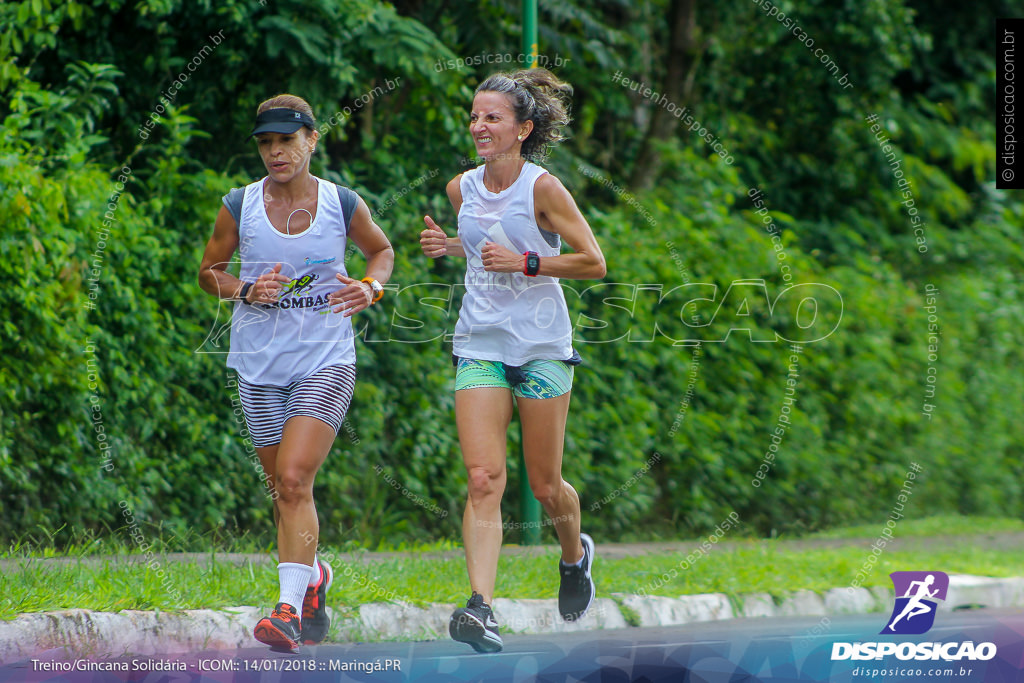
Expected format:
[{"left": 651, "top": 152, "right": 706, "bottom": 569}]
[{"left": 455, "top": 358, "right": 574, "bottom": 399}]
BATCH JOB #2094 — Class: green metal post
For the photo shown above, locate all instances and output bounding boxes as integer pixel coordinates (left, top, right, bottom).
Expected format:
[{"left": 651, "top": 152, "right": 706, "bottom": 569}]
[
  {"left": 519, "top": 0, "right": 542, "bottom": 545},
  {"left": 522, "top": 0, "right": 538, "bottom": 69}
]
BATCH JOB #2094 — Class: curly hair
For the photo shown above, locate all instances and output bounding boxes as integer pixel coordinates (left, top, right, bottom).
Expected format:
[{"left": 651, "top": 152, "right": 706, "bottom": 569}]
[{"left": 475, "top": 68, "right": 573, "bottom": 161}]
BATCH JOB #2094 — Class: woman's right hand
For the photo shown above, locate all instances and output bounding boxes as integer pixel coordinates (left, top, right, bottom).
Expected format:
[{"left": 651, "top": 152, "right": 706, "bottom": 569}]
[
  {"left": 420, "top": 216, "right": 448, "bottom": 258},
  {"left": 246, "top": 263, "right": 291, "bottom": 304}
]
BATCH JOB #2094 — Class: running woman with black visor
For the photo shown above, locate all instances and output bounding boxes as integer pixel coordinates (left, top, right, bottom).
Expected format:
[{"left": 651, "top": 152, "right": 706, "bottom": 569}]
[{"left": 199, "top": 94, "right": 394, "bottom": 652}]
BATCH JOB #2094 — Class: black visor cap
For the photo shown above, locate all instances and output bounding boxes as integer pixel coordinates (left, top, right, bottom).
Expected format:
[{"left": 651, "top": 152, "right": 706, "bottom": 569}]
[{"left": 249, "top": 108, "right": 315, "bottom": 137}]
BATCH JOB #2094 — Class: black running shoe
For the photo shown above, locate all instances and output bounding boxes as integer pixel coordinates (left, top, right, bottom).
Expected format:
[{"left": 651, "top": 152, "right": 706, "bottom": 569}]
[
  {"left": 301, "top": 559, "right": 333, "bottom": 645},
  {"left": 558, "top": 533, "right": 596, "bottom": 621},
  {"left": 449, "top": 592, "right": 503, "bottom": 653},
  {"left": 254, "top": 602, "right": 302, "bottom": 653}
]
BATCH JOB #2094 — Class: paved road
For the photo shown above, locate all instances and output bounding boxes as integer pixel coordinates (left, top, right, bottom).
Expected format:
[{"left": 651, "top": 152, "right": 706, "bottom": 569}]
[{"left": 3, "top": 609, "right": 1021, "bottom": 682}]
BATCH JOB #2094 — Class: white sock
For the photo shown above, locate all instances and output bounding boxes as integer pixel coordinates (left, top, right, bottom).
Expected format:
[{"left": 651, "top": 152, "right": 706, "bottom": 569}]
[
  {"left": 562, "top": 556, "right": 585, "bottom": 568},
  {"left": 278, "top": 562, "right": 313, "bottom": 611},
  {"left": 307, "top": 556, "right": 322, "bottom": 587}
]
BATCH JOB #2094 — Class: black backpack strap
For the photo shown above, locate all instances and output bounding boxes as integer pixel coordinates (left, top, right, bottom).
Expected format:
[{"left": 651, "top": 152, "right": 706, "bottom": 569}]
[
  {"left": 225, "top": 183, "right": 357, "bottom": 231},
  {"left": 221, "top": 187, "right": 245, "bottom": 224},
  {"left": 336, "top": 184, "right": 359, "bottom": 234}
]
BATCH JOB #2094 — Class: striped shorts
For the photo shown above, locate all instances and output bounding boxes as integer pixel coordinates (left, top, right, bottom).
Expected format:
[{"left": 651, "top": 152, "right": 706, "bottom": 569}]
[{"left": 236, "top": 364, "right": 357, "bottom": 447}]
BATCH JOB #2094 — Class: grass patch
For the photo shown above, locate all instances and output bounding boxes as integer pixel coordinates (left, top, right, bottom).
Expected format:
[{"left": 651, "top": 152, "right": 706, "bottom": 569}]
[
  {"left": 804, "top": 514, "right": 1024, "bottom": 540},
  {"left": 3, "top": 520, "right": 1024, "bottom": 621},
  {"left": 7, "top": 514, "right": 1017, "bottom": 560},
  {"left": 3, "top": 523, "right": 276, "bottom": 558},
  {"left": 614, "top": 597, "right": 641, "bottom": 627}
]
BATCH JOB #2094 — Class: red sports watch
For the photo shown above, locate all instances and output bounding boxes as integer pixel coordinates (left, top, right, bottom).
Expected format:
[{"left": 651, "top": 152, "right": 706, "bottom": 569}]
[{"left": 524, "top": 251, "right": 540, "bottom": 277}]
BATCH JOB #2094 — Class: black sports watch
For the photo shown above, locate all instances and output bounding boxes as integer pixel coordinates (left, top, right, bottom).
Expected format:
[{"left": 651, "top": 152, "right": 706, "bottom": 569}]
[{"left": 239, "top": 281, "right": 254, "bottom": 305}]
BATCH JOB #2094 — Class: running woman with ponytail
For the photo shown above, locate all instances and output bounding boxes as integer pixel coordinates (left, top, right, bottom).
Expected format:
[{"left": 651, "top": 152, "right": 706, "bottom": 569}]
[
  {"left": 199, "top": 94, "right": 394, "bottom": 652},
  {"left": 420, "top": 69, "right": 606, "bottom": 653}
]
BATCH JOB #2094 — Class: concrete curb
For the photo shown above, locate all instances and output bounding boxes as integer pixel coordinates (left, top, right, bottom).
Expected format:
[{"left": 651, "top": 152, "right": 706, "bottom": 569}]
[
  {"left": 2, "top": 574, "right": 1020, "bottom": 665},
  {"left": 0, "top": 607, "right": 264, "bottom": 665}
]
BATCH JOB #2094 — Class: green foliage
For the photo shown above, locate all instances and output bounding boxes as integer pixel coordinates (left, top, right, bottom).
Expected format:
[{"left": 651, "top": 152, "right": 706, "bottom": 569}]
[
  {"left": 4, "top": 61, "right": 121, "bottom": 167},
  {"left": 0, "top": 0, "right": 88, "bottom": 91},
  {"left": 1, "top": 0, "right": 1022, "bottom": 547}
]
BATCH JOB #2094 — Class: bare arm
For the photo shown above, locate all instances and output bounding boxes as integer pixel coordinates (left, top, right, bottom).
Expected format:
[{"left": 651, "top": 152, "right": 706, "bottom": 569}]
[
  {"left": 329, "top": 196, "right": 395, "bottom": 316},
  {"left": 421, "top": 175, "right": 466, "bottom": 258},
  {"left": 480, "top": 174, "right": 607, "bottom": 280},
  {"left": 197, "top": 206, "right": 289, "bottom": 304}
]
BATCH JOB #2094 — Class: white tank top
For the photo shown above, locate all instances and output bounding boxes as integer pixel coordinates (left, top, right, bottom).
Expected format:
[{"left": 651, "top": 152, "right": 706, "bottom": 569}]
[
  {"left": 226, "top": 176, "right": 356, "bottom": 385},
  {"left": 453, "top": 162, "right": 573, "bottom": 365}
]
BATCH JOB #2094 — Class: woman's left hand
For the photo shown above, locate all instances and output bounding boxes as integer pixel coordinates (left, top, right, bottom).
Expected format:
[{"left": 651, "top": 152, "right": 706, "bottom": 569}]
[
  {"left": 330, "top": 274, "right": 373, "bottom": 316},
  {"left": 481, "top": 241, "right": 524, "bottom": 273}
]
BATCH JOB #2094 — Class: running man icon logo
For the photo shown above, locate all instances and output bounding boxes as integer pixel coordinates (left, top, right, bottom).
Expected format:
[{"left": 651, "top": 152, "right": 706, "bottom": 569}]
[{"left": 881, "top": 571, "right": 949, "bottom": 635}]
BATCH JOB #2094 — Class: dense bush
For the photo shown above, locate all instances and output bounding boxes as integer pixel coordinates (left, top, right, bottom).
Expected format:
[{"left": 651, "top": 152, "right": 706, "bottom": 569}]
[{"left": 1, "top": 0, "right": 1022, "bottom": 547}]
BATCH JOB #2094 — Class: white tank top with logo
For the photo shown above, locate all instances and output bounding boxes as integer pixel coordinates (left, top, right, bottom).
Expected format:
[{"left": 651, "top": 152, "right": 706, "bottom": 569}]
[
  {"left": 226, "top": 176, "right": 356, "bottom": 386},
  {"left": 453, "top": 161, "right": 573, "bottom": 365}
]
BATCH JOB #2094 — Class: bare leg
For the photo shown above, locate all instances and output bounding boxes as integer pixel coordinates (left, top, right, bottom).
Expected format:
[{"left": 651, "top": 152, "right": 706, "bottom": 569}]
[
  {"left": 273, "top": 416, "right": 337, "bottom": 564},
  {"left": 456, "top": 387, "right": 513, "bottom": 604},
  {"left": 256, "top": 445, "right": 281, "bottom": 528},
  {"left": 517, "top": 392, "right": 583, "bottom": 564}
]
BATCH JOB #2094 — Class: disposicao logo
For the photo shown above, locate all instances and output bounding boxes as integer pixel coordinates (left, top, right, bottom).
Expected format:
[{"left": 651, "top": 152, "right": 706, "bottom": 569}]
[
  {"left": 831, "top": 571, "right": 996, "bottom": 662},
  {"left": 883, "top": 571, "right": 948, "bottom": 635}
]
